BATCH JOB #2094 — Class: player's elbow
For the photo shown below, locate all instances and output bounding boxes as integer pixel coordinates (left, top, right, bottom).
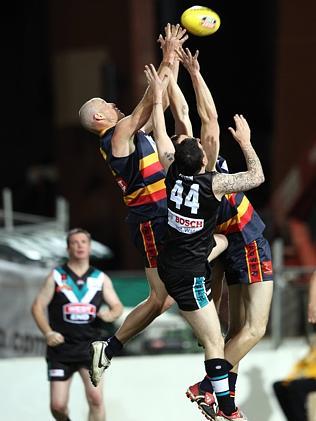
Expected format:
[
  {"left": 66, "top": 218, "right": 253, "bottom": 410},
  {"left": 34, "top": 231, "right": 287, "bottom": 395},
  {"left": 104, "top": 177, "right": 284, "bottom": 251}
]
[
  {"left": 253, "top": 172, "right": 265, "bottom": 187},
  {"left": 31, "top": 300, "right": 38, "bottom": 317},
  {"left": 200, "top": 112, "right": 218, "bottom": 124},
  {"left": 258, "top": 172, "right": 265, "bottom": 185},
  {"left": 117, "top": 303, "right": 124, "bottom": 318},
  {"left": 112, "top": 303, "right": 124, "bottom": 320}
]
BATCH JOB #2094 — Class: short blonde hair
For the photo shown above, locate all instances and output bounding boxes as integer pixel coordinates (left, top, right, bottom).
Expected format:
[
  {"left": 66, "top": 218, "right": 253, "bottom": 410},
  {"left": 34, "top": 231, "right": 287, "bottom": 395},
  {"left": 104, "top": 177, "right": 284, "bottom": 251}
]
[{"left": 66, "top": 228, "right": 91, "bottom": 246}]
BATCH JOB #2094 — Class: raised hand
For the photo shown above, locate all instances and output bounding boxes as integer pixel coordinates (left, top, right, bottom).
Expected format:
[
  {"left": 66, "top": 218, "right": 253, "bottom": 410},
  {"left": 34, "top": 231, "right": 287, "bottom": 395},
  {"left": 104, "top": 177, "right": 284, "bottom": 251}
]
[
  {"left": 144, "top": 63, "right": 168, "bottom": 102},
  {"left": 177, "top": 47, "right": 200, "bottom": 75},
  {"left": 158, "top": 23, "right": 188, "bottom": 65},
  {"left": 228, "top": 114, "right": 251, "bottom": 146}
]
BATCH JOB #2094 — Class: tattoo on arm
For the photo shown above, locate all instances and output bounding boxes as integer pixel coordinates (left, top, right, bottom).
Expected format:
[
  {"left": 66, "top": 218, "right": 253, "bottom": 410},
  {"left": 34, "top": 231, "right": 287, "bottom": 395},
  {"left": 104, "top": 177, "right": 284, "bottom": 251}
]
[
  {"left": 213, "top": 143, "right": 264, "bottom": 195},
  {"left": 164, "top": 152, "right": 175, "bottom": 163}
]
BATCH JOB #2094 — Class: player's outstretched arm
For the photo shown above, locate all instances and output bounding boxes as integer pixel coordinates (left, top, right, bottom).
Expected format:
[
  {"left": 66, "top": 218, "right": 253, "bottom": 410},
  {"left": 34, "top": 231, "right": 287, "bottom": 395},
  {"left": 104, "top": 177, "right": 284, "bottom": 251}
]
[
  {"left": 178, "top": 47, "right": 219, "bottom": 171},
  {"left": 167, "top": 67, "right": 193, "bottom": 137},
  {"left": 212, "top": 114, "right": 264, "bottom": 199},
  {"left": 144, "top": 63, "right": 175, "bottom": 171},
  {"left": 142, "top": 25, "right": 188, "bottom": 135},
  {"left": 112, "top": 23, "right": 187, "bottom": 155}
]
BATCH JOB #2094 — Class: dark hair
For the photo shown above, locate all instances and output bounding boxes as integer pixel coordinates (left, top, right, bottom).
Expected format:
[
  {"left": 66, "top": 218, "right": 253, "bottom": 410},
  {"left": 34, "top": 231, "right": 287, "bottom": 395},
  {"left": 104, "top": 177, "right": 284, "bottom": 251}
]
[
  {"left": 66, "top": 228, "right": 91, "bottom": 246},
  {"left": 171, "top": 134, "right": 181, "bottom": 145},
  {"left": 174, "top": 137, "right": 204, "bottom": 176}
]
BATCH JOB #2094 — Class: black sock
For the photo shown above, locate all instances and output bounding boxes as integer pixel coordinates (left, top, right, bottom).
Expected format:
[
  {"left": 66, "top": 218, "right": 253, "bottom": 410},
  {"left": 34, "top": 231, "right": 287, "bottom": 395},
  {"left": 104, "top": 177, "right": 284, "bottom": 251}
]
[
  {"left": 205, "top": 358, "right": 236, "bottom": 416},
  {"left": 105, "top": 335, "right": 123, "bottom": 359},
  {"left": 229, "top": 371, "right": 238, "bottom": 398},
  {"left": 200, "top": 375, "right": 214, "bottom": 393}
]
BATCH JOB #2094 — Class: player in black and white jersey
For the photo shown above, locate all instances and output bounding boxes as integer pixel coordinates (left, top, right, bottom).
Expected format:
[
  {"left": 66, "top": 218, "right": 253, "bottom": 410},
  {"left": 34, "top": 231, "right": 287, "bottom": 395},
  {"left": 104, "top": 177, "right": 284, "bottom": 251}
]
[
  {"left": 173, "top": 48, "right": 274, "bottom": 421},
  {"left": 31, "top": 228, "right": 123, "bottom": 421},
  {"left": 159, "top": 147, "right": 223, "bottom": 287},
  {"left": 144, "top": 51, "right": 265, "bottom": 421}
]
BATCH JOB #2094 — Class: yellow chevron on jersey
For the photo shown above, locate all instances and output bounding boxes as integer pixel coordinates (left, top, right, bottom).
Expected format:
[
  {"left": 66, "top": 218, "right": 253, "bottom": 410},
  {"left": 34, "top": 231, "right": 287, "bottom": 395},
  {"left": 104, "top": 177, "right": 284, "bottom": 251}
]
[
  {"left": 124, "top": 179, "right": 166, "bottom": 206},
  {"left": 139, "top": 152, "right": 158, "bottom": 168},
  {"left": 99, "top": 128, "right": 167, "bottom": 221},
  {"left": 216, "top": 194, "right": 251, "bottom": 233},
  {"left": 99, "top": 146, "right": 107, "bottom": 161}
]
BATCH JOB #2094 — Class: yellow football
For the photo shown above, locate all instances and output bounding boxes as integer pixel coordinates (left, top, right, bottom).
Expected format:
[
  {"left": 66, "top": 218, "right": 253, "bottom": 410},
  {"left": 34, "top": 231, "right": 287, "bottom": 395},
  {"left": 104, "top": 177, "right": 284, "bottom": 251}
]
[{"left": 181, "top": 5, "right": 221, "bottom": 37}]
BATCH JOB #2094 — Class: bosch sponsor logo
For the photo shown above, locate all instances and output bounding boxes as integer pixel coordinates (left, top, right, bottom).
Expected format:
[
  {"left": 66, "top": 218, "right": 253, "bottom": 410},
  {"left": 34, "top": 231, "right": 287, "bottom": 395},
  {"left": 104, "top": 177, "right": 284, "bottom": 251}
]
[
  {"left": 63, "top": 303, "right": 96, "bottom": 324},
  {"left": 175, "top": 216, "right": 203, "bottom": 228},
  {"left": 168, "top": 209, "right": 204, "bottom": 234}
]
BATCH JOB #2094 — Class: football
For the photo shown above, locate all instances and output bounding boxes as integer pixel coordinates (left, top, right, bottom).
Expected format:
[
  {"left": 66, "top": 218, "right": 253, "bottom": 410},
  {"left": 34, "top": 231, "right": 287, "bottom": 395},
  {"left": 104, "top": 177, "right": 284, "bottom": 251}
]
[{"left": 181, "top": 5, "right": 221, "bottom": 37}]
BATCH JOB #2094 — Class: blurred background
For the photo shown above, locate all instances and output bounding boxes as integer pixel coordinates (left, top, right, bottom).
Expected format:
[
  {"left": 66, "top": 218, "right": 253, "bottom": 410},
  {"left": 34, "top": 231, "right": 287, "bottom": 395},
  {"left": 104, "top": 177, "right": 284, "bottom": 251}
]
[
  {"left": 1, "top": 1, "right": 316, "bottom": 420},
  {"left": 2, "top": 0, "right": 316, "bottom": 268}
]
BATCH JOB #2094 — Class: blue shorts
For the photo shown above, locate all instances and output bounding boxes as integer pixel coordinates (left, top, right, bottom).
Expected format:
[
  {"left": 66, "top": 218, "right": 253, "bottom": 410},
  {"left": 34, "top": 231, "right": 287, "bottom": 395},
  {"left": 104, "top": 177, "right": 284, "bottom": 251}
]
[
  {"left": 128, "top": 216, "right": 167, "bottom": 268},
  {"left": 219, "top": 236, "right": 273, "bottom": 285},
  {"left": 46, "top": 359, "right": 90, "bottom": 381}
]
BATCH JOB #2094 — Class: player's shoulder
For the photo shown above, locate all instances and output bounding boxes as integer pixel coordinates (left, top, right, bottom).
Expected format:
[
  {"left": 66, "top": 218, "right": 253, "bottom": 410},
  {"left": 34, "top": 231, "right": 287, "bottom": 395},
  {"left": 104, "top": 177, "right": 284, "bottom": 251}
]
[
  {"left": 88, "top": 266, "right": 103, "bottom": 276},
  {"left": 52, "top": 264, "right": 66, "bottom": 274}
]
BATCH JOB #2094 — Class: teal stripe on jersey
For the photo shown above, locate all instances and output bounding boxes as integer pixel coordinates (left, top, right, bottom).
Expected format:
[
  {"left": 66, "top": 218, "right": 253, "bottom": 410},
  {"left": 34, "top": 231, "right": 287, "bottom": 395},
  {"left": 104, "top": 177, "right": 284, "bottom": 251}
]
[
  {"left": 89, "top": 269, "right": 101, "bottom": 278},
  {"left": 193, "top": 276, "right": 208, "bottom": 308}
]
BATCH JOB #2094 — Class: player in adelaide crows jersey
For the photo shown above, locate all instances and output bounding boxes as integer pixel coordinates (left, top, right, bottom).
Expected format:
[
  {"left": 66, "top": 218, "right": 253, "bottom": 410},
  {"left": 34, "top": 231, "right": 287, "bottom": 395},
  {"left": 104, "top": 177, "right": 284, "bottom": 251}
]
[
  {"left": 79, "top": 25, "right": 189, "bottom": 387},
  {"left": 31, "top": 228, "right": 123, "bottom": 421},
  {"left": 144, "top": 51, "right": 265, "bottom": 420}
]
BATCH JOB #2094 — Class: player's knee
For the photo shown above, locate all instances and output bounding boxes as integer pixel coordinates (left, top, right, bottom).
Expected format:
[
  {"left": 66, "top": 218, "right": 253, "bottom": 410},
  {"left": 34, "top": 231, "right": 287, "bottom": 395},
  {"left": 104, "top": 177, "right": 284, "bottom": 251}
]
[
  {"left": 147, "top": 291, "right": 166, "bottom": 311},
  {"left": 86, "top": 389, "right": 104, "bottom": 408},
  {"left": 254, "top": 322, "right": 267, "bottom": 340},
  {"left": 248, "top": 321, "right": 267, "bottom": 342},
  {"left": 161, "top": 295, "right": 175, "bottom": 313},
  {"left": 50, "top": 401, "right": 68, "bottom": 416}
]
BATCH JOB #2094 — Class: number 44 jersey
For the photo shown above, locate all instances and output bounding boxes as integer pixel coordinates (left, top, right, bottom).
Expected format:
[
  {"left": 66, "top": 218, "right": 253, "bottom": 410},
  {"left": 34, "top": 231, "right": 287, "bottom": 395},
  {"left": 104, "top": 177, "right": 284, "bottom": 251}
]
[{"left": 160, "top": 162, "right": 221, "bottom": 271}]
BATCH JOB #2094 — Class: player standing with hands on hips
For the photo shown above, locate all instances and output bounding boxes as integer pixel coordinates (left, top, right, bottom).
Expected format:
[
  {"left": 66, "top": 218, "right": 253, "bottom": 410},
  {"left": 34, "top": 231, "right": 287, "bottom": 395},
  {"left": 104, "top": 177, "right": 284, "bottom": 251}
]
[{"left": 31, "top": 228, "right": 123, "bottom": 421}]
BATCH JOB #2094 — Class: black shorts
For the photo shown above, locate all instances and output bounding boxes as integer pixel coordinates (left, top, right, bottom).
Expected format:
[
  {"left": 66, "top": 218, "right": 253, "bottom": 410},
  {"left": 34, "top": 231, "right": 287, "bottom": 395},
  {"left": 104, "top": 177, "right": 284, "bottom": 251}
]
[
  {"left": 128, "top": 216, "right": 167, "bottom": 268},
  {"left": 158, "top": 261, "right": 212, "bottom": 311},
  {"left": 219, "top": 236, "right": 273, "bottom": 285},
  {"left": 46, "top": 359, "right": 90, "bottom": 381}
]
